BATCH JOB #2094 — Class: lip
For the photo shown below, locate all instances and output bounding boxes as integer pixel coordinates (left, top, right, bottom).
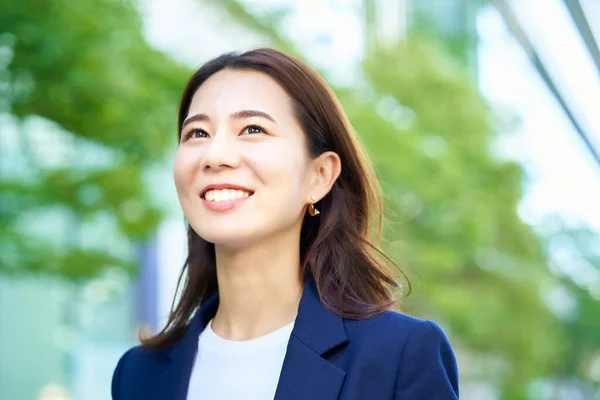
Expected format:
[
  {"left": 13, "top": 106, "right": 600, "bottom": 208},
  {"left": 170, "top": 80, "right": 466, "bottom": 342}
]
[{"left": 200, "top": 183, "right": 254, "bottom": 212}]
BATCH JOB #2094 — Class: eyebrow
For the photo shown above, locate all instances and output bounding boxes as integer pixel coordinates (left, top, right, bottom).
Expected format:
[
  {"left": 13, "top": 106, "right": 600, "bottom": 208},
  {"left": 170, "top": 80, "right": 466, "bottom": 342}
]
[{"left": 182, "top": 109, "right": 277, "bottom": 128}]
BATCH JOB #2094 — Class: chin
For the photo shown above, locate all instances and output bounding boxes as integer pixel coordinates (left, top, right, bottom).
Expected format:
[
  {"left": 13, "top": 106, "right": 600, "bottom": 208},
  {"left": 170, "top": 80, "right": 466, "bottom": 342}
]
[{"left": 195, "top": 226, "right": 260, "bottom": 248}]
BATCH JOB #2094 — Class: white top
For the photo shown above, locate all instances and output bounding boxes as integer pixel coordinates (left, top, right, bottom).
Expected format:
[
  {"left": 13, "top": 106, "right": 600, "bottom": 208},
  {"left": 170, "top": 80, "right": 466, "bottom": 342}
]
[{"left": 186, "top": 319, "right": 295, "bottom": 400}]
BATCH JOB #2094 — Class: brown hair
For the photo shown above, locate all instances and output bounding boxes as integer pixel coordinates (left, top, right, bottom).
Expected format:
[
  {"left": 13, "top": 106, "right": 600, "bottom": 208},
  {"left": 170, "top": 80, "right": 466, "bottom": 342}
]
[{"left": 141, "top": 48, "right": 410, "bottom": 350}]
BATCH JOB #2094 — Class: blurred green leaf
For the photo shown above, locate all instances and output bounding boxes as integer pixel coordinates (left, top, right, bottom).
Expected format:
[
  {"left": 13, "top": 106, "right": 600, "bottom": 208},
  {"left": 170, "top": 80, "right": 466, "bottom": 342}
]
[{"left": 1, "top": 0, "right": 190, "bottom": 279}]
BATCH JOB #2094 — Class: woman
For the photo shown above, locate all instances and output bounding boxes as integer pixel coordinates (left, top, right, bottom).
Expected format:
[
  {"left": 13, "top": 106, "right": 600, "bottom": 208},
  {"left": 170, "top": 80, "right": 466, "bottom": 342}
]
[{"left": 112, "top": 48, "right": 459, "bottom": 400}]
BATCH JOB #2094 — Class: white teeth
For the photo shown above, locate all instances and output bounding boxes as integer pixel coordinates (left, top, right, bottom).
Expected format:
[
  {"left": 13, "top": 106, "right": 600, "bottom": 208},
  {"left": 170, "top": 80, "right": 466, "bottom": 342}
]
[{"left": 204, "top": 189, "right": 252, "bottom": 202}]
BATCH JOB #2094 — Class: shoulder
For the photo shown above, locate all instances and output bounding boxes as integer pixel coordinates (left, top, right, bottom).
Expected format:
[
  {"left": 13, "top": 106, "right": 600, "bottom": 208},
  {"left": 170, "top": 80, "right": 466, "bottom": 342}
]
[
  {"left": 113, "top": 344, "right": 170, "bottom": 371},
  {"left": 111, "top": 345, "right": 169, "bottom": 399},
  {"left": 343, "top": 310, "right": 459, "bottom": 398},
  {"left": 343, "top": 309, "right": 448, "bottom": 349}
]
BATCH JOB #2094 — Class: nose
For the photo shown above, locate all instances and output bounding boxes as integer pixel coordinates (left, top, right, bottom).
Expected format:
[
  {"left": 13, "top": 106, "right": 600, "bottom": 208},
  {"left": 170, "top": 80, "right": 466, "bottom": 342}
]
[{"left": 201, "top": 131, "right": 240, "bottom": 171}]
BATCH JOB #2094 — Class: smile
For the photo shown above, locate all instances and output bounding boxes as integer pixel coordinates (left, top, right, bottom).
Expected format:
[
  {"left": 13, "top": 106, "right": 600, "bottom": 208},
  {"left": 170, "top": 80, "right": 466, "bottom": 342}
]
[
  {"left": 200, "top": 185, "right": 254, "bottom": 212},
  {"left": 203, "top": 189, "right": 252, "bottom": 202}
]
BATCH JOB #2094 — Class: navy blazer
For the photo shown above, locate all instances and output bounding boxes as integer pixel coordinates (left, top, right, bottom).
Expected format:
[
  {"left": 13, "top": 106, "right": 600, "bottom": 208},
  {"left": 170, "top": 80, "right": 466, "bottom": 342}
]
[{"left": 112, "top": 277, "right": 459, "bottom": 399}]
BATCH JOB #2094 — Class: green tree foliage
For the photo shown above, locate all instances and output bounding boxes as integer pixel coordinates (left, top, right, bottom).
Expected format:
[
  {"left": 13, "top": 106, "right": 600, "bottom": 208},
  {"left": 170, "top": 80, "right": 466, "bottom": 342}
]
[
  {"left": 542, "top": 220, "right": 600, "bottom": 394},
  {"left": 362, "top": 43, "right": 563, "bottom": 398},
  {"left": 1, "top": 0, "right": 189, "bottom": 278}
]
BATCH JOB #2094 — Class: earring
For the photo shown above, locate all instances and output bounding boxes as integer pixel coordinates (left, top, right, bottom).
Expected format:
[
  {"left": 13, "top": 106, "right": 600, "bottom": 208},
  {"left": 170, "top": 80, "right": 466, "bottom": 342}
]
[{"left": 308, "top": 195, "right": 320, "bottom": 217}]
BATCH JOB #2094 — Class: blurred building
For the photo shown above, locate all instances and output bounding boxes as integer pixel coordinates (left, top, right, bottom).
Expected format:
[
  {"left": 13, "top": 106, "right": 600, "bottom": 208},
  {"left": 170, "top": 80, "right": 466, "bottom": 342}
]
[
  {"left": 0, "top": 262, "right": 137, "bottom": 399},
  {"left": 365, "top": 0, "right": 482, "bottom": 74}
]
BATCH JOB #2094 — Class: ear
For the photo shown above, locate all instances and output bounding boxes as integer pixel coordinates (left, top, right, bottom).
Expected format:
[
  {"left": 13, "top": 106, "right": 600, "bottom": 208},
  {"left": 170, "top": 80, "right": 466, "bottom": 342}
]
[{"left": 307, "top": 151, "right": 342, "bottom": 202}]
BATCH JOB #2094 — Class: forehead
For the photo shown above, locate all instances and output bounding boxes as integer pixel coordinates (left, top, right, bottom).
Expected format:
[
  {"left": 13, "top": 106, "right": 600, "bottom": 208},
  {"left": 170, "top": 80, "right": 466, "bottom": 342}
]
[{"left": 187, "top": 69, "right": 295, "bottom": 120}]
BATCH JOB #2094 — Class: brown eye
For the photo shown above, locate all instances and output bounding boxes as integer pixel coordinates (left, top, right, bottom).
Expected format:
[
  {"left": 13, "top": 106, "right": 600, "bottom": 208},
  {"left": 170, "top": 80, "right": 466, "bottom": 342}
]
[
  {"left": 242, "top": 125, "right": 265, "bottom": 135},
  {"left": 183, "top": 129, "right": 209, "bottom": 141},
  {"left": 192, "top": 129, "right": 209, "bottom": 138}
]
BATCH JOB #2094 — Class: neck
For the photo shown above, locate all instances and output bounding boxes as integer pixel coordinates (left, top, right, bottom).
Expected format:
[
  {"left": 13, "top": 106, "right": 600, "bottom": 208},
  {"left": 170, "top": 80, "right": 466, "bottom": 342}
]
[{"left": 211, "top": 229, "right": 303, "bottom": 341}]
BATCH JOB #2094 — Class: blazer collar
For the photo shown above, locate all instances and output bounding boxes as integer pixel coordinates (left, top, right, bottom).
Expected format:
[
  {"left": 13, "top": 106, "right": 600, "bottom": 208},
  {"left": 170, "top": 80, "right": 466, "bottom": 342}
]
[
  {"left": 288, "top": 275, "right": 348, "bottom": 354},
  {"left": 160, "top": 275, "right": 348, "bottom": 400},
  {"left": 274, "top": 276, "right": 348, "bottom": 399},
  {"left": 167, "top": 292, "right": 219, "bottom": 362},
  {"left": 155, "top": 293, "right": 219, "bottom": 399}
]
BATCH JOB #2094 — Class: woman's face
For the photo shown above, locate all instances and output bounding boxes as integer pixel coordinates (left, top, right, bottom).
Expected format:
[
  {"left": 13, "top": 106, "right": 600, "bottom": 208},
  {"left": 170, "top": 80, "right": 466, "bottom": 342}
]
[{"left": 173, "top": 69, "right": 317, "bottom": 248}]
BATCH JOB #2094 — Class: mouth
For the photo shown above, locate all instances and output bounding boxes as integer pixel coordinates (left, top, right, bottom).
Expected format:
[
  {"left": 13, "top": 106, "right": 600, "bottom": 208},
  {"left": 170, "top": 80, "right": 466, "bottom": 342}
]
[
  {"left": 200, "top": 184, "right": 255, "bottom": 203},
  {"left": 202, "top": 188, "right": 254, "bottom": 202}
]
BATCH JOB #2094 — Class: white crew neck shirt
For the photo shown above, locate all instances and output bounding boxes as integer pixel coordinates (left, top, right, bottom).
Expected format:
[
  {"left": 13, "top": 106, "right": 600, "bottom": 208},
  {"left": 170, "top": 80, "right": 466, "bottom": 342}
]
[{"left": 186, "top": 319, "right": 295, "bottom": 400}]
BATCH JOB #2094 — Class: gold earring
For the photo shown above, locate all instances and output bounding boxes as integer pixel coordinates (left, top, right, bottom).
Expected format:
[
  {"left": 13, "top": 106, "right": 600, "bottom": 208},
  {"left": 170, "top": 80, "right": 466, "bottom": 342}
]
[{"left": 308, "top": 195, "right": 320, "bottom": 216}]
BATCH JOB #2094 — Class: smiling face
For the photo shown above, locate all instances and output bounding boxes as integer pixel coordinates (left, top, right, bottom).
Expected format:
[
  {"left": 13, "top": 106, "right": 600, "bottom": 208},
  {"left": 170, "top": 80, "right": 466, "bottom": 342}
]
[{"left": 173, "top": 69, "right": 317, "bottom": 248}]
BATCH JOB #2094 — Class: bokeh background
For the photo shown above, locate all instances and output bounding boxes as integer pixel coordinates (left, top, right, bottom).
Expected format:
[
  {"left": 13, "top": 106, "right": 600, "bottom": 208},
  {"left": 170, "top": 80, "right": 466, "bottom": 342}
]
[{"left": 2, "top": 0, "right": 600, "bottom": 399}]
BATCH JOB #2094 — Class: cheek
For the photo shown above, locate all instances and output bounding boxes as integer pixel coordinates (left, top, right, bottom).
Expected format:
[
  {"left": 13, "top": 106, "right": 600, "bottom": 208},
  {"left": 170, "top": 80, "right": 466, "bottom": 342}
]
[
  {"left": 250, "top": 144, "right": 309, "bottom": 196},
  {"left": 173, "top": 147, "right": 198, "bottom": 192}
]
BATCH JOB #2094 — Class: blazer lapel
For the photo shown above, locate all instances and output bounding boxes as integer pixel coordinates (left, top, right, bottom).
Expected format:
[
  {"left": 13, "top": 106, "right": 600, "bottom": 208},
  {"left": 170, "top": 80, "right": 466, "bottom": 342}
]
[
  {"left": 274, "top": 277, "right": 348, "bottom": 400},
  {"left": 155, "top": 293, "right": 219, "bottom": 400}
]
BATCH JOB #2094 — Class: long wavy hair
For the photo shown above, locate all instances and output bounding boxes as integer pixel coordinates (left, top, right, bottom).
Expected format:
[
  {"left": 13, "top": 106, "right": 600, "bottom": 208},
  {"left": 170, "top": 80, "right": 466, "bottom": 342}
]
[{"left": 141, "top": 48, "right": 410, "bottom": 350}]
